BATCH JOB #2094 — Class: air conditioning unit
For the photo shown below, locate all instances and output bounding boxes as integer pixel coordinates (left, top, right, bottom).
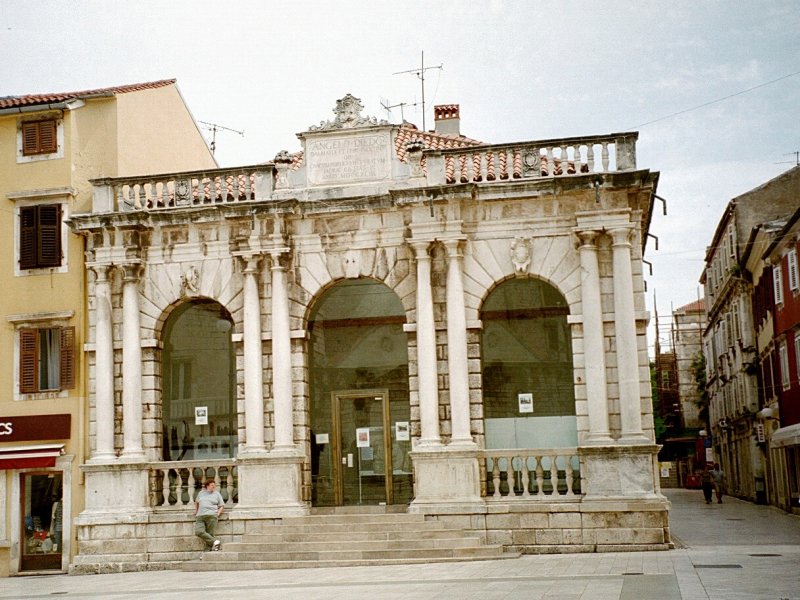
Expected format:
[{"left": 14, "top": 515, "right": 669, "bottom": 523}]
[{"left": 718, "top": 418, "right": 728, "bottom": 428}]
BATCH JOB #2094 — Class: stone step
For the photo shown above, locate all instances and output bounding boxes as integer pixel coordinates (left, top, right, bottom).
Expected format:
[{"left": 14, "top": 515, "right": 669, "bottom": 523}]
[
  {"left": 183, "top": 553, "right": 518, "bottom": 572},
  {"left": 246, "top": 521, "right": 460, "bottom": 535},
  {"left": 241, "top": 528, "right": 474, "bottom": 543},
  {"left": 225, "top": 536, "right": 483, "bottom": 553},
  {"left": 285, "top": 513, "right": 427, "bottom": 524}
]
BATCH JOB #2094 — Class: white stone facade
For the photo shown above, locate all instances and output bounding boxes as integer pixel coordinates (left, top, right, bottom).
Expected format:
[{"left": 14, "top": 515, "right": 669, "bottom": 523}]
[{"left": 69, "top": 96, "right": 668, "bottom": 570}]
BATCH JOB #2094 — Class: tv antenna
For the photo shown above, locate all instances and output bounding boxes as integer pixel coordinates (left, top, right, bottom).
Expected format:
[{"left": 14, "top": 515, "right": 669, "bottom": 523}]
[
  {"left": 393, "top": 51, "right": 443, "bottom": 132},
  {"left": 775, "top": 151, "right": 800, "bottom": 166},
  {"left": 198, "top": 121, "right": 244, "bottom": 155},
  {"left": 380, "top": 98, "right": 421, "bottom": 122}
]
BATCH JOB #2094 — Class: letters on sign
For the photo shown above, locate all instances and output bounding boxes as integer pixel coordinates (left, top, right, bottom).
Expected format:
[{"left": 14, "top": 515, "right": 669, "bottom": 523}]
[
  {"left": 0, "top": 422, "right": 13, "bottom": 435},
  {"left": 0, "top": 414, "right": 70, "bottom": 442}
]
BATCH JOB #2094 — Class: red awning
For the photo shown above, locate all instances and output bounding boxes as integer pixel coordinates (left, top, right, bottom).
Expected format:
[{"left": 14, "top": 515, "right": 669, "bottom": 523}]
[{"left": 0, "top": 444, "right": 64, "bottom": 469}]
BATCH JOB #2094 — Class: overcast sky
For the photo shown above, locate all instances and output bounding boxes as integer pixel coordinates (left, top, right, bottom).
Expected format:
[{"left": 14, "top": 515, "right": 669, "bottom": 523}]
[{"left": 3, "top": 1, "right": 799, "bottom": 352}]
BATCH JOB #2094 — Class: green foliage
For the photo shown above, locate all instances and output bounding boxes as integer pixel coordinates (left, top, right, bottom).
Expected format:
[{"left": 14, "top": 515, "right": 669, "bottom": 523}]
[{"left": 690, "top": 351, "right": 709, "bottom": 426}]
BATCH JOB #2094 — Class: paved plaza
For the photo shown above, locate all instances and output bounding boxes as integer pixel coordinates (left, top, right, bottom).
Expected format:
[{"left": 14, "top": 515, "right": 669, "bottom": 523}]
[{"left": 2, "top": 489, "right": 799, "bottom": 600}]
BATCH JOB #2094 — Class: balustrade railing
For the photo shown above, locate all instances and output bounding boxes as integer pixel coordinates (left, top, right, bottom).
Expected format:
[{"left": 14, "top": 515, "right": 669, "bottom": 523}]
[
  {"left": 93, "top": 166, "right": 274, "bottom": 213},
  {"left": 424, "top": 133, "right": 637, "bottom": 186},
  {"left": 149, "top": 460, "right": 238, "bottom": 509},
  {"left": 485, "top": 449, "right": 581, "bottom": 500}
]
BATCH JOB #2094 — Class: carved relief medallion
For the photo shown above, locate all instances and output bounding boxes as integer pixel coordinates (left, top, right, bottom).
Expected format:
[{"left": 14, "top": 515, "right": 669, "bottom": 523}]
[
  {"left": 181, "top": 265, "right": 200, "bottom": 297},
  {"left": 510, "top": 237, "right": 531, "bottom": 274}
]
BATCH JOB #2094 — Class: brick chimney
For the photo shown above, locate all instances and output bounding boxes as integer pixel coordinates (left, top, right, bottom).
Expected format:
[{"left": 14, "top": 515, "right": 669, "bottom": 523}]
[{"left": 434, "top": 104, "right": 460, "bottom": 136}]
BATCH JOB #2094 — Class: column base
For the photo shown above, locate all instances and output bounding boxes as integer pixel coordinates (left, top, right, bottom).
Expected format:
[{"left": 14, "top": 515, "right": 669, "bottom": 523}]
[
  {"left": 409, "top": 446, "right": 483, "bottom": 511},
  {"left": 617, "top": 432, "right": 653, "bottom": 445},
  {"left": 236, "top": 453, "right": 306, "bottom": 515},
  {"left": 578, "top": 444, "right": 662, "bottom": 500},
  {"left": 81, "top": 463, "right": 149, "bottom": 512},
  {"left": 581, "top": 433, "right": 615, "bottom": 446}
]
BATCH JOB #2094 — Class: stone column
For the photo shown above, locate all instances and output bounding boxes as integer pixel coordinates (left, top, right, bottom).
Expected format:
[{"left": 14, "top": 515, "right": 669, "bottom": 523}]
[
  {"left": 577, "top": 230, "right": 613, "bottom": 444},
  {"left": 242, "top": 255, "right": 266, "bottom": 454},
  {"left": 270, "top": 251, "right": 295, "bottom": 452},
  {"left": 444, "top": 239, "right": 473, "bottom": 445},
  {"left": 610, "top": 227, "right": 648, "bottom": 443},
  {"left": 92, "top": 264, "right": 116, "bottom": 461},
  {"left": 120, "top": 263, "right": 144, "bottom": 460},
  {"left": 411, "top": 241, "right": 441, "bottom": 446}
]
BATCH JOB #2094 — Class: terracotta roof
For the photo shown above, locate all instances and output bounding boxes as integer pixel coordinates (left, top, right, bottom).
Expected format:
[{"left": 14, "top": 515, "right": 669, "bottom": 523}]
[
  {"left": 0, "top": 79, "right": 176, "bottom": 109},
  {"left": 394, "top": 122, "right": 482, "bottom": 162},
  {"left": 675, "top": 299, "right": 705, "bottom": 313}
]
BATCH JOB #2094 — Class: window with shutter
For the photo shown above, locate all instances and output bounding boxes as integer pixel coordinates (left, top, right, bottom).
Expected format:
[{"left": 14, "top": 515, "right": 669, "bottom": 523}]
[
  {"left": 774, "top": 265, "right": 784, "bottom": 305},
  {"left": 18, "top": 204, "right": 62, "bottom": 270},
  {"left": 19, "top": 329, "right": 39, "bottom": 393},
  {"left": 18, "top": 327, "right": 74, "bottom": 394},
  {"left": 788, "top": 249, "right": 799, "bottom": 292},
  {"left": 21, "top": 119, "right": 58, "bottom": 155},
  {"left": 779, "top": 342, "right": 790, "bottom": 390}
]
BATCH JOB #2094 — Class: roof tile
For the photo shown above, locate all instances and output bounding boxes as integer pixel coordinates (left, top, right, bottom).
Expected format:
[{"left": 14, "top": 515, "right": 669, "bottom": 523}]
[{"left": 0, "top": 79, "right": 176, "bottom": 109}]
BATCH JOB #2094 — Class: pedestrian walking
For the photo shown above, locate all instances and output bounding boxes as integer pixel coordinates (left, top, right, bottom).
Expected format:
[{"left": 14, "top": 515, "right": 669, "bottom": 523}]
[
  {"left": 194, "top": 480, "right": 224, "bottom": 551},
  {"left": 701, "top": 464, "right": 714, "bottom": 504},
  {"left": 710, "top": 463, "right": 726, "bottom": 504}
]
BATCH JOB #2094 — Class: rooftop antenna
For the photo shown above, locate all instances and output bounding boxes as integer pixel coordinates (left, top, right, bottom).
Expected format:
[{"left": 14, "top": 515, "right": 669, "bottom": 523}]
[
  {"left": 380, "top": 98, "right": 421, "bottom": 123},
  {"left": 775, "top": 151, "right": 800, "bottom": 166},
  {"left": 393, "top": 51, "right": 443, "bottom": 132},
  {"left": 198, "top": 121, "right": 244, "bottom": 155}
]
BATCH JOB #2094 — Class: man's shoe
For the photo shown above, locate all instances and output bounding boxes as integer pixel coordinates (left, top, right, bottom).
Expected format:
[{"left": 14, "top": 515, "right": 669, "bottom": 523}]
[
  {"left": 717, "top": 500, "right": 722, "bottom": 504},
  {"left": 212, "top": 540, "right": 221, "bottom": 551}
]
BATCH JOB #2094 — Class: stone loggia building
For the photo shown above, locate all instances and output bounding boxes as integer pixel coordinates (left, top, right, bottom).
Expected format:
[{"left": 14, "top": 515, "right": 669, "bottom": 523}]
[{"left": 69, "top": 96, "right": 668, "bottom": 571}]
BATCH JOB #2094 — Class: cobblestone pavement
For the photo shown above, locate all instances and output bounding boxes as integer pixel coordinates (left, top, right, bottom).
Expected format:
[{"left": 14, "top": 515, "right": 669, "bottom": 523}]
[{"left": 2, "top": 489, "right": 798, "bottom": 600}]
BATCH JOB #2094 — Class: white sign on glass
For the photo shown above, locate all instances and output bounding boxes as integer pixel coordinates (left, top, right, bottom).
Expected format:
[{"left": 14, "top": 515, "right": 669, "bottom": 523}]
[
  {"left": 315, "top": 433, "right": 329, "bottom": 445},
  {"left": 194, "top": 406, "right": 208, "bottom": 425},
  {"left": 518, "top": 393, "right": 534, "bottom": 414},
  {"left": 395, "top": 421, "right": 410, "bottom": 441},
  {"left": 356, "top": 427, "right": 370, "bottom": 448}
]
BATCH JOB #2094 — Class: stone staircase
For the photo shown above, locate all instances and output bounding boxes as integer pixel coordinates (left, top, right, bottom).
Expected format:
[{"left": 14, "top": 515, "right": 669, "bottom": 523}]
[{"left": 183, "top": 510, "right": 513, "bottom": 571}]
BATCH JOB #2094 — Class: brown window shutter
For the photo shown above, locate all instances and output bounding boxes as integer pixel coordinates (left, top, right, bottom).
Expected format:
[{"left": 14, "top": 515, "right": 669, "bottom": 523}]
[
  {"left": 60, "top": 326, "right": 76, "bottom": 390},
  {"left": 38, "top": 120, "right": 57, "bottom": 154},
  {"left": 19, "top": 206, "right": 37, "bottom": 269},
  {"left": 37, "top": 204, "right": 62, "bottom": 268},
  {"left": 20, "top": 329, "right": 39, "bottom": 393},
  {"left": 21, "top": 120, "right": 57, "bottom": 155}
]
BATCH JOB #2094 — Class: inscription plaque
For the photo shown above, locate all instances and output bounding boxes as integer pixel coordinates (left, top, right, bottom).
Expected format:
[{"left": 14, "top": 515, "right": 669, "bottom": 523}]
[{"left": 306, "top": 131, "right": 392, "bottom": 186}]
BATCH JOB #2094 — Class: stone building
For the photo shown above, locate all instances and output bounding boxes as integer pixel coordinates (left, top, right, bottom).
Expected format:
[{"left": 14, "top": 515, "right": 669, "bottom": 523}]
[
  {"left": 68, "top": 95, "right": 669, "bottom": 571},
  {"left": 0, "top": 79, "right": 215, "bottom": 576},
  {"left": 701, "top": 166, "right": 800, "bottom": 503}
]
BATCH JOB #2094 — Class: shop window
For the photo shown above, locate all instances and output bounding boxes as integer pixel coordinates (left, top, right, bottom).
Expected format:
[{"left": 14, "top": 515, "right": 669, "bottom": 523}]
[
  {"left": 481, "top": 278, "right": 576, "bottom": 449},
  {"left": 21, "top": 119, "right": 57, "bottom": 156},
  {"left": 20, "top": 473, "right": 63, "bottom": 571},
  {"left": 19, "top": 327, "right": 75, "bottom": 394},
  {"left": 19, "top": 204, "right": 63, "bottom": 270},
  {"left": 162, "top": 300, "right": 235, "bottom": 461}
]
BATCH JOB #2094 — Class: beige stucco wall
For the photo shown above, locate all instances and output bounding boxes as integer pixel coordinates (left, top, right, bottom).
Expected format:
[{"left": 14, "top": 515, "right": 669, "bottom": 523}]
[{"left": 115, "top": 84, "right": 216, "bottom": 176}]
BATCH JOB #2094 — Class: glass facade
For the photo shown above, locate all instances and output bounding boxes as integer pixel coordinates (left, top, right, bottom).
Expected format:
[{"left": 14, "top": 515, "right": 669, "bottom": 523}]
[
  {"left": 308, "top": 279, "right": 412, "bottom": 506},
  {"left": 162, "top": 300, "right": 236, "bottom": 461}
]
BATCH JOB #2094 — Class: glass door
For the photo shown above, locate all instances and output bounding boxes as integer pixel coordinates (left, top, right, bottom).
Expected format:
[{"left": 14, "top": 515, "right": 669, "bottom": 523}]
[
  {"left": 20, "top": 473, "right": 62, "bottom": 572},
  {"left": 333, "top": 390, "right": 391, "bottom": 505}
]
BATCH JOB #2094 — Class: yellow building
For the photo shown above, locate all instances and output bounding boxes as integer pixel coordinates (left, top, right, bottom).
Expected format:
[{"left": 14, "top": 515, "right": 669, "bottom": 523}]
[{"left": 0, "top": 79, "right": 216, "bottom": 575}]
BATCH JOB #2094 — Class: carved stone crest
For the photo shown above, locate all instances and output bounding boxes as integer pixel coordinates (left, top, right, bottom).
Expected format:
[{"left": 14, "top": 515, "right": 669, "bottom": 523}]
[
  {"left": 510, "top": 237, "right": 531, "bottom": 274},
  {"left": 309, "top": 94, "right": 387, "bottom": 132},
  {"left": 181, "top": 265, "right": 200, "bottom": 297}
]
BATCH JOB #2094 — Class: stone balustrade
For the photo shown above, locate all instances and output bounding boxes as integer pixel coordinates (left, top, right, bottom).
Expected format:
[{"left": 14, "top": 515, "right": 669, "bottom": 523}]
[
  {"left": 150, "top": 460, "right": 238, "bottom": 509},
  {"left": 485, "top": 449, "right": 581, "bottom": 500},
  {"left": 92, "top": 166, "right": 275, "bottom": 213},
  {"left": 423, "top": 133, "right": 637, "bottom": 185}
]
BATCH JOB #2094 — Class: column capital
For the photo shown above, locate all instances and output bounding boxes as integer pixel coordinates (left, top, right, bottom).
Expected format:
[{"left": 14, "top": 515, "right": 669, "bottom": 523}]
[
  {"left": 575, "top": 229, "right": 601, "bottom": 247},
  {"left": 88, "top": 263, "right": 113, "bottom": 281},
  {"left": 608, "top": 226, "right": 634, "bottom": 246},
  {"left": 241, "top": 254, "right": 263, "bottom": 274},
  {"left": 442, "top": 237, "right": 465, "bottom": 257},
  {"left": 409, "top": 239, "right": 433, "bottom": 259},
  {"left": 119, "top": 262, "right": 143, "bottom": 282}
]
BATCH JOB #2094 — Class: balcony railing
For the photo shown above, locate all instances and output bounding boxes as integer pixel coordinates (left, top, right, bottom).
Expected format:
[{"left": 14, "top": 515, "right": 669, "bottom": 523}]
[
  {"left": 422, "top": 133, "right": 638, "bottom": 186},
  {"left": 485, "top": 449, "right": 581, "bottom": 500},
  {"left": 92, "top": 166, "right": 274, "bottom": 213},
  {"left": 149, "top": 460, "right": 238, "bottom": 509}
]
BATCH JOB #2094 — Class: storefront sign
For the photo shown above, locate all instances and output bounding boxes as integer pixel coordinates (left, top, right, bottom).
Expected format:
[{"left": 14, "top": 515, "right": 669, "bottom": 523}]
[{"left": 0, "top": 414, "right": 70, "bottom": 443}]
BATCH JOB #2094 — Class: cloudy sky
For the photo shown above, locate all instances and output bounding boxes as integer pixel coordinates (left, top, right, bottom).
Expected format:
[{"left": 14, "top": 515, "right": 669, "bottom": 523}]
[{"left": 3, "top": 1, "right": 799, "bottom": 351}]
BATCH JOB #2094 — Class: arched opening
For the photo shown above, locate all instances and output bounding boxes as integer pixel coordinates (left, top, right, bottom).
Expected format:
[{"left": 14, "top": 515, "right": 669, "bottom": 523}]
[
  {"left": 161, "top": 299, "right": 236, "bottom": 462},
  {"left": 481, "top": 278, "right": 577, "bottom": 449},
  {"left": 308, "top": 279, "right": 411, "bottom": 506}
]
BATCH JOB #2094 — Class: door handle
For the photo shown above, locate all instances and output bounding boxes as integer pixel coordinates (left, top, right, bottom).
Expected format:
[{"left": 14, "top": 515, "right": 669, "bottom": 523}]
[{"left": 347, "top": 453, "right": 354, "bottom": 468}]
